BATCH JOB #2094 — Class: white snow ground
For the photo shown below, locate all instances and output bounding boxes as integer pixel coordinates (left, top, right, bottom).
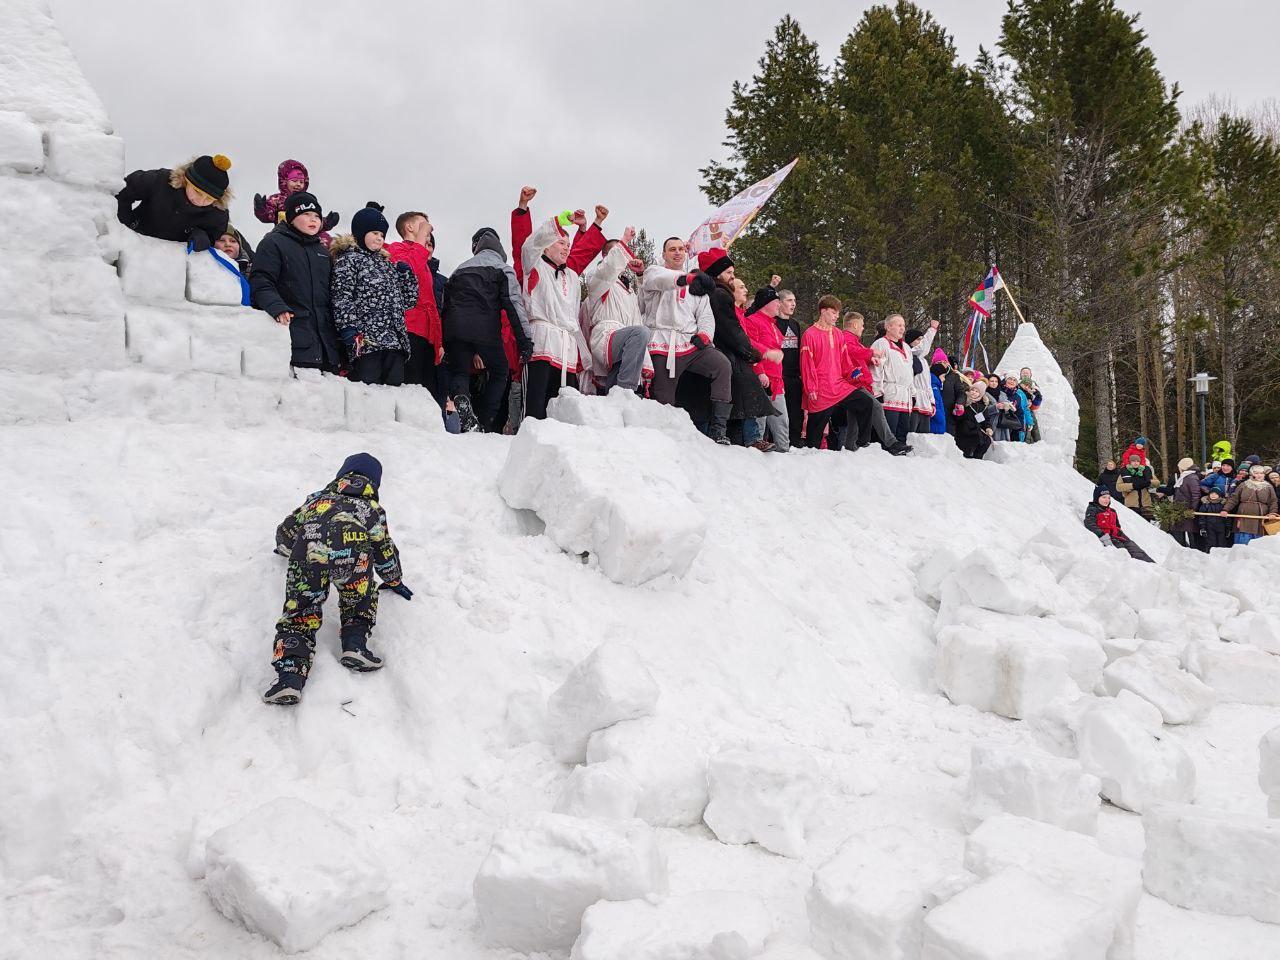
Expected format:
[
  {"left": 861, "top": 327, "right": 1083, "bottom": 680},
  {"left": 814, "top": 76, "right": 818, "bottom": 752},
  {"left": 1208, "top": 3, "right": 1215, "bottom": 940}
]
[{"left": 3, "top": 2, "right": 1280, "bottom": 958}]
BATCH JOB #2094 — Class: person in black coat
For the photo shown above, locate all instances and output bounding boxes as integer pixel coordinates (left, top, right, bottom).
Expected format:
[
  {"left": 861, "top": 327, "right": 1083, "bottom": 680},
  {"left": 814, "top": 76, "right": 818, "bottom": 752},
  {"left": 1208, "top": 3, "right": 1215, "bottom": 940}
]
[
  {"left": 1197, "top": 490, "right": 1233, "bottom": 549},
  {"left": 699, "top": 248, "right": 778, "bottom": 443},
  {"left": 769, "top": 287, "right": 804, "bottom": 448},
  {"left": 250, "top": 192, "right": 341, "bottom": 372},
  {"left": 952, "top": 381, "right": 994, "bottom": 459},
  {"left": 939, "top": 363, "right": 967, "bottom": 435},
  {"left": 1095, "top": 459, "right": 1121, "bottom": 497},
  {"left": 425, "top": 235, "right": 448, "bottom": 314},
  {"left": 116, "top": 154, "right": 233, "bottom": 251}
]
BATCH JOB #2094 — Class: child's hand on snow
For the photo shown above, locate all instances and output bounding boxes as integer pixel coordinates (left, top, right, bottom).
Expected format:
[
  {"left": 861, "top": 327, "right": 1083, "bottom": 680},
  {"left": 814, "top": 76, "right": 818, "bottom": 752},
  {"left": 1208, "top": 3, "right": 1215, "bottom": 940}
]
[{"left": 379, "top": 581, "right": 414, "bottom": 600}]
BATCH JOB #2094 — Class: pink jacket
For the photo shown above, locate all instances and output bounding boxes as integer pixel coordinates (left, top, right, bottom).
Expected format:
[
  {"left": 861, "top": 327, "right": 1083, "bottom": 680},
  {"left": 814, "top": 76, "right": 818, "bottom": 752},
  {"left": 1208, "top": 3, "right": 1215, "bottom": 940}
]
[
  {"left": 741, "top": 309, "right": 784, "bottom": 398},
  {"left": 800, "top": 324, "right": 857, "bottom": 413}
]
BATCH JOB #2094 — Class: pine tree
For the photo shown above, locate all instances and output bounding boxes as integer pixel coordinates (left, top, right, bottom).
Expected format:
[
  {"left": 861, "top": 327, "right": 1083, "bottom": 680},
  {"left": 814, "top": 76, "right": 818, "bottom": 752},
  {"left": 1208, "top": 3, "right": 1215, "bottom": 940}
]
[{"left": 629, "top": 228, "right": 656, "bottom": 267}]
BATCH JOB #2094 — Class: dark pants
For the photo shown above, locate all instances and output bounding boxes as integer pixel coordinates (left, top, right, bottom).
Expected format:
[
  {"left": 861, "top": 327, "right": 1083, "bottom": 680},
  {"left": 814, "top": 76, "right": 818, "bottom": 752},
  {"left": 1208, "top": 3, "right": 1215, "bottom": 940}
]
[
  {"left": 959, "top": 433, "right": 992, "bottom": 460},
  {"left": 349, "top": 350, "right": 406, "bottom": 386},
  {"left": 273, "top": 520, "right": 379, "bottom": 684},
  {"left": 650, "top": 347, "right": 733, "bottom": 406},
  {"left": 1111, "top": 537, "right": 1154, "bottom": 563},
  {"left": 783, "top": 376, "right": 804, "bottom": 448},
  {"left": 807, "top": 391, "right": 873, "bottom": 449},
  {"left": 406, "top": 332, "right": 447, "bottom": 406},
  {"left": 523, "top": 360, "right": 578, "bottom": 420},
  {"left": 1172, "top": 530, "right": 1207, "bottom": 552},
  {"left": 883, "top": 408, "right": 910, "bottom": 444},
  {"left": 447, "top": 338, "right": 510, "bottom": 431}
]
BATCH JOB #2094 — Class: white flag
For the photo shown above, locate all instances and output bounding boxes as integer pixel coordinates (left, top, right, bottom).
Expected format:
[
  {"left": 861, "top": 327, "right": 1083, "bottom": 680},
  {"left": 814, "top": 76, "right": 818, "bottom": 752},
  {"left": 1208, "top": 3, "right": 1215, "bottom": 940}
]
[{"left": 686, "top": 158, "right": 798, "bottom": 262}]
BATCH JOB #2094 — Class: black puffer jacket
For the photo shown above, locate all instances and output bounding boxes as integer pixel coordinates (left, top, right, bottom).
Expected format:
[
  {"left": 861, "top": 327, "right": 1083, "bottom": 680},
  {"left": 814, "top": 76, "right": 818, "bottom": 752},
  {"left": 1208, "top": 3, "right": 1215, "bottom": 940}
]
[
  {"left": 116, "top": 167, "right": 230, "bottom": 250},
  {"left": 330, "top": 236, "right": 419, "bottom": 358},
  {"left": 709, "top": 283, "right": 777, "bottom": 420},
  {"left": 251, "top": 222, "right": 340, "bottom": 369},
  {"left": 442, "top": 232, "right": 531, "bottom": 348}
]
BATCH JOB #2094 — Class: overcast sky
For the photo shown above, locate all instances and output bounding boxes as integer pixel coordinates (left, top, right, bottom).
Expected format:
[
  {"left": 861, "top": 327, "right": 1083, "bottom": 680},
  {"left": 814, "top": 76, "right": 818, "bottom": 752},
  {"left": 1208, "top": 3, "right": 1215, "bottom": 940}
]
[{"left": 51, "top": 0, "right": 1278, "bottom": 271}]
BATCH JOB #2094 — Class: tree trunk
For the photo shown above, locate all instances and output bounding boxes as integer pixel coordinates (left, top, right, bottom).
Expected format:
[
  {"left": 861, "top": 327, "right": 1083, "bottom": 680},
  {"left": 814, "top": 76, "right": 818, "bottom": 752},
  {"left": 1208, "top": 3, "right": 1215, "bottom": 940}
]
[
  {"left": 1151, "top": 319, "right": 1170, "bottom": 477},
  {"left": 1093, "top": 345, "right": 1115, "bottom": 465},
  {"left": 1173, "top": 305, "right": 1187, "bottom": 456}
]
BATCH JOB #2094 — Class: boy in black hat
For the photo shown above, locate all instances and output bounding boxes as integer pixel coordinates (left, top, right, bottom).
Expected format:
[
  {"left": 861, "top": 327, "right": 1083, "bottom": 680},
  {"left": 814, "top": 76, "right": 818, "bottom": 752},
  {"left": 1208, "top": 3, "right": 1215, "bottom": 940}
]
[
  {"left": 251, "top": 191, "right": 343, "bottom": 373},
  {"left": 116, "top": 153, "right": 233, "bottom": 251},
  {"left": 265, "top": 453, "right": 413, "bottom": 705}
]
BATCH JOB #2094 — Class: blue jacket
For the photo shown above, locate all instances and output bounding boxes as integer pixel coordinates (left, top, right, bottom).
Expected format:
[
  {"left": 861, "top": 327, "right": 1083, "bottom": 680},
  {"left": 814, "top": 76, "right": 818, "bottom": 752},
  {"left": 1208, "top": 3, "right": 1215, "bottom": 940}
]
[
  {"left": 1200, "top": 471, "right": 1237, "bottom": 498},
  {"left": 929, "top": 373, "right": 947, "bottom": 433}
]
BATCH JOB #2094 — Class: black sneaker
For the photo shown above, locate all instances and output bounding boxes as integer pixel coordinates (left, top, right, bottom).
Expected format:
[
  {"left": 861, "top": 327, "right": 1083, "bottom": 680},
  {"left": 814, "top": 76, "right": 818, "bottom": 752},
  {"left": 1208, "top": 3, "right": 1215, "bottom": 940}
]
[
  {"left": 454, "top": 395, "right": 481, "bottom": 433},
  {"left": 263, "top": 673, "right": 305, "bottom": 705},
  {"left": 888, "top": 441, "right": 911, "bottom": 456},
  {"left": 340, "top": 641, "right": 384, "bottom": 672}
]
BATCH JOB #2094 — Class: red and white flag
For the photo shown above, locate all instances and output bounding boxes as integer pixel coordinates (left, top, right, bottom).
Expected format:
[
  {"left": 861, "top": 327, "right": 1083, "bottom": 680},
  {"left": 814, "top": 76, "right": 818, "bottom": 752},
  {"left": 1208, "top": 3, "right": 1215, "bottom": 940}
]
[{"left": 686, "top": 158, "right": 798, "bottom": 263}]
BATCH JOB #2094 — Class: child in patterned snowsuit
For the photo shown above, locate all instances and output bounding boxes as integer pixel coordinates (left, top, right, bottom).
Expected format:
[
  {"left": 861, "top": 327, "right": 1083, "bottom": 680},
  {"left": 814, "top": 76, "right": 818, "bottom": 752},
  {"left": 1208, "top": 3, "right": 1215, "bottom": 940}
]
[
  {"left": 253, "top": 158, "right": 339, "bottom": 248},
  {"left": 264, "top": 453, "right": 412, "bottom": 705}
]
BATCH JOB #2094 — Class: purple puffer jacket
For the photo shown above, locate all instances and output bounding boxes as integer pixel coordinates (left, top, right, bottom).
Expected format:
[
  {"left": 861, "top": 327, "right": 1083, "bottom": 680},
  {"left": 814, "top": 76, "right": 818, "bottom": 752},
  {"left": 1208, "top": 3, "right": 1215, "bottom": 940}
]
[{"left": 254, "top": 159, "right": 309, "bottom": 225}]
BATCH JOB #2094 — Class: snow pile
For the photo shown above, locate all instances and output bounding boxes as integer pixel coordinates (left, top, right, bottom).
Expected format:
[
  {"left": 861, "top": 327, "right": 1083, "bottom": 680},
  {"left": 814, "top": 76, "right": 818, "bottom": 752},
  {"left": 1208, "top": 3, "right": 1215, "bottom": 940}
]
[
  {"left": 1102, "top": 649, "right": 1215, "bottom": 724},
  {"left": 702, "top": 743, "right": 821, "bottom": 858},
  {"left": 963, "top": 743, "right": 1101, "bottom": 834},
  {"left": 1073, "top": 692, "right": 1196, "bottom": 813},
  {"left": 203, "top": 799, "right": 388, "bottom": 954},
  {"left": 572, "top": 891, "right": 776, "bottom": 960},
  {"left": 584, "top": 717, "right": 713, "bottom": 827},
  {"left": 990, "top": 323, "right": 1080, "bottom": 467},
  {"left": 547, "top": 642, "right": 661, "bottom": 763}
]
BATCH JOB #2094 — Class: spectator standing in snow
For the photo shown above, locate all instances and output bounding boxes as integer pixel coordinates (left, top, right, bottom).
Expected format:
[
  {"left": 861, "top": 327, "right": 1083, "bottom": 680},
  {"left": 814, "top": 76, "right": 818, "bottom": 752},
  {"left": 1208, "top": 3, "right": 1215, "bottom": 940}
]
[
  {"left": 741, "top": 285, "right": 789, "bottom": 451},
  {"left": 800, "top": 296, "right": 886, "bottom": 453},
  {"left": 1084, "top": 487, "right": 1154, "bottom": 562},
  {"left": 1211, "top": 439, "right": 1233, "bottom": 463},
  {"left": 253, "top": 159, "right": 339, "bottom": 248},
  {"left": 993, "top": 374, "right": 1026, "bottom": 442},
  {"left": 214, "top": 226, "right": 253, "bottom": 274},
  {"left": 870, "top": 313, "right": 914, "bottom": 444},
  {"left": 1225, "top": 464, "right": 1280, "bottom": 545},
  {"left": 1019, "top": 368, "right": 1043, "bottom": 443},
  {"left": 386, "top": 211, "right": 446, "bottom": 404},
  {"left": 250, "top": 192, "right": 342, "bottom": 374},
  {"left": 1170, "top": 456, "right": 1203, "bottom": 550},
  {"left": 952, "top": 380, "right": 994, "bottom": 459},
  {"left": 441, "top": 215, "right": 531, "bottom": 433},
  {"left": 1116, "top": 454, "right": 1157, "bottom": 520},
  {"left": 772, "top": 286, "right": 804, "bottom": 448},
  {"left": 1095, "top": 459, "right": 1121, "bottom": 498},
  {"left": 512, "top": 191, "right": 608, "bottom": 419},
  {"left": 938, "top": 353, "right": 967, "bottom": 435},
  {"left": 1198, "top": 489, "right": 1233, "bottom": 550},
  {"left": 331, "top": 203, "right": 419, "bottom": 386},
  {"left": 116, "top": 153, "right": 232, "bottom": 251},
  {"left": 928, "top": 352, "right": 949, "bottom": 434},
  {"left": 839, "top": 310, "right": 907, "bottom": 453},
  {"left": 1120, "top": 436, "right": 1150, "bottom": 467},
  {"left": 1200, "top": 458, "right": 1238, "bottom": 499},
  {"left": 585, "top": 226, "right": 653, "bottom": 394},
  {"left": 265, "top": 453, "right": 411, "bottom": 705},
  {"left": 904, "top": 323, "right": 939, "bottom": 434},
  {"left": 1270, "top": 470, "right": 1280, "bottom": 494}
]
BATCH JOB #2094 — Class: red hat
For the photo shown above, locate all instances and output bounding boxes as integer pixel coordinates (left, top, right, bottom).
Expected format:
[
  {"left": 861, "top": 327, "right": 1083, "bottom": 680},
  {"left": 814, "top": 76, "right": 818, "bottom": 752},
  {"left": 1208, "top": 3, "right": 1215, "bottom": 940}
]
[{"left": 697, "top": 247, "right": 733, "bottom": 277}]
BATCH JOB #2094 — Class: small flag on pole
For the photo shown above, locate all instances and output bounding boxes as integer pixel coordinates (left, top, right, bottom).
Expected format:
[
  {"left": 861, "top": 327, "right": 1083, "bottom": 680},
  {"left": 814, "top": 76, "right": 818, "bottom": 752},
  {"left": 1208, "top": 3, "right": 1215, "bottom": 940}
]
[
  {"left": 962, "top": 267, "right": 1003, "bottom": 370},
  {"left": 967, "top": 266, "right": 1004, "bottom": 317}
]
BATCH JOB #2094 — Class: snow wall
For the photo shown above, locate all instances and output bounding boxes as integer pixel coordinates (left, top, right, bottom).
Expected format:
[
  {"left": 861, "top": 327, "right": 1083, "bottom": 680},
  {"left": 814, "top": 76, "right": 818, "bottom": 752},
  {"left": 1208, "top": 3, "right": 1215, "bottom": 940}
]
[{"left": 6, "top": 3, "right": 1280, "bottom": 960}]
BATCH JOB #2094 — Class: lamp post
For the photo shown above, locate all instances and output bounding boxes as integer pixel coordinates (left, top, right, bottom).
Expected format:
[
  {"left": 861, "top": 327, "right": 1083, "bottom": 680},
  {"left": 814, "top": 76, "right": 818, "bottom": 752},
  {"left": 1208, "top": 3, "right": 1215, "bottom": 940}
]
[{"left": 1190, "top": 372, "right": 1216, "bottom": 466}]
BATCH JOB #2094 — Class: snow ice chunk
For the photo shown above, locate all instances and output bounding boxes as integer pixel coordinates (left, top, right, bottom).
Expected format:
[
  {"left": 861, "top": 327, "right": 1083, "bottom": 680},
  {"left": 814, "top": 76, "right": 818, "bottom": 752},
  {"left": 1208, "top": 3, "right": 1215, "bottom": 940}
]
[
  {"left": 241, "top": 326, "right": 292, "bottom": 381},
  {"left": 1183, "top": 642, "right": 1280, "bottom": 706},
  {"left": 279, "top": 376, "right": 346, "bottom": 430},
  {"left": 921, "top": 867, "right": 1113, "bottom": 960},
  {"left": 1100, "top": 637, "right": 1142, "bottom": 665},
  {"left": 0, "top": 372, "right": 67, "bottom": 424},
  {"left": 936, "top": 625, "right": 1076, "bottom": 720},
  {"left": 1259, "top": 725, "right": 1280, "bottom": 799},
  {"left": 555, "top": 761, "right": 641, "bottom": 820},
  {"left": 48, "top": 257, "right": 125, "bottom": 320},
  {"left": 11, "top": 313, "right": 125, "bottom": 374},
  {"left": 213, "top": 376, "right": 281, "bottom": 426},
  {"left": 1073, "top": 692, "right": 1194, "bottom": 813},
  {"left": 186, "top": 248, "right": 246, "bottom": 306},
  {"left": 807, "top": 826, "right": 953, "bottom": 960},
  {"left": 1219, "top": 611, "right": 1280, "bottom": 655},
  {"left": 203, "top": 798, "right": 388, "bottom": 955},
  {"left": 548, "top": 643, "right": 660, "bottom": 764},
  {"left": 703, "top": 743, "right": 820, "bottom": 858},
  {"left": 393, "top": 386, "right": 446, "bottom": 433},
  {"left": 754, "top": 942, "right": 826, "bottom": 960},
  {"left": 189, "top": 321, "right": 246, "bottom": 378},
  {"left": 1026, "top": 696, "right": 1096, "bottom": 758},
  {"left": 0, "top": 110, "right": 42, "bottom": 172},
  {"left": 1101, "top": 652, "right": 1215, "bottom": 725},
  {"left": 0, "top": 254, "right": 51, "bottom": 318},
  {"left": 963, "top": 743, "right": 1100, "bottom": 835},
  {"left": 125, "top": 304, "right": 191, "bottom": 370},
  {"left": 44, "top": 123, "right": 124, "bottom": 190},
  {"left": 117, "top": 228, "right": 189, "bottom": 302},
  {"left": 571, "top": 891, "right": 774, "bottom": 960},
  {"left": 1110, "top": 559, "right": 1179, "bottom": 614},
  {"left": 0, "top": 0, "right": 111, "bottom": 128},
  {"left": 1134, "top": 609, "right": 1193, "bottom": 648},
  {"left": 345, "top": 380, "right": 399, "bottom": 430},
  {"left": 586, "top": 717, "right": 710, "bottom": 826},
  {"left": 1143, "top": 803, "right": 1280, "bottom": 923},
  {"left": 498, "top": 416, "right": 706, "bottom": 585},
  {"left": 965, "top": 815, "right": 1142, "bottom": 960},
  {"left": 943, "top": 608, "right": 1104, "bottom": 694},
  {"left": 914, "top": 544, "right": 963, "bottom": 603},
  {"left": 473, "top": 813, "right": 666, "bottom": 952},
  {"left": 549, "top": 387, "right": 703, "bottom": 438},
  {"left": 944, "top": 551, "right": 1070, "bottom": 617}
]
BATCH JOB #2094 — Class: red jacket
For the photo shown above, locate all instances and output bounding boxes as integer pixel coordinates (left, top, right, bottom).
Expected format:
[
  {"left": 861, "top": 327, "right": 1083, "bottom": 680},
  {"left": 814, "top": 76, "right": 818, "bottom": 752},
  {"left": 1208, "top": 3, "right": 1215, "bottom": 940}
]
[
  {"left": 385, "top": 240, "right": 442, "bottom": 346},
  {"left": 800, "top": 324, "right": 858, "bottom": 412},
  {"left": 841, "top": 330, "right": 876, "bottom": 394},
  {"left": 1120, "top": 443, "right": 1149, "bottom": 466},
  {"left": 742, "top": 309, "right": 784, "bottom": 398}
]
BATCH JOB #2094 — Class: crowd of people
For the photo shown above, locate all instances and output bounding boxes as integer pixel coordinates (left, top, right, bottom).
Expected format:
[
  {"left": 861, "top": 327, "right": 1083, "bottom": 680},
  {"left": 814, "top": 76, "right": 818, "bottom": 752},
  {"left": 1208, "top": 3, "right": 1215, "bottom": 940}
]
[{"left": 115, "top": 155, "right": 1051, "bottom": 457}]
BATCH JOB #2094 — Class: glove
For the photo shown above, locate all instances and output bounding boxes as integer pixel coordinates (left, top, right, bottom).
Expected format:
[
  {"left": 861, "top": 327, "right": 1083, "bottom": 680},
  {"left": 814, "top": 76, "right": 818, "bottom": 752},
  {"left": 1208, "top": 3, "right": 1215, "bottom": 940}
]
[
  {"left": 1098, "top": 535, "right": 1113, "bottom": 546},
  {"left": 323, "top": 210, "right": 340, "bottom": 232},
  {"left": 689, "top": 271, "right": 716, "bottom": 297},
  {"left": 691, "top": 332, "right": 711, "bottom": 351},
  {"left": 394, "top": 260, "right": 413, "bottom": 275},
  {"left": 253, "top": 193, "right": 269, "bottom": 220},
  {"left": 188, "top": 231, "right": 212, "bottom": 252},
  {"left": 339, "top": 328, "right": 363, "bottom": 355},
  {"left": 379, "top": 580, "right": 414, "bottom": 600},
  {"left": 518, "top": 342, "right": 534, "bottom": 364}
]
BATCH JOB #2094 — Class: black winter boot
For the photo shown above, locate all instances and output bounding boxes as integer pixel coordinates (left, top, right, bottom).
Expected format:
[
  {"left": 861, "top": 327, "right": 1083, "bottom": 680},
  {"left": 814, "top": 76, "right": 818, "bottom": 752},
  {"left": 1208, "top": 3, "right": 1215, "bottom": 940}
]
[
  {"left": 263, "top": 668, "right": 306, "bottom": 705},
  {"left": 340, "top": 628, "right": 384, "bottom": 672},
  {"left": 454, "top": 395, "right": 481, "bottom": 433},
  {"left": 709, "top": 401, "right": 733, "bottom": 446}
]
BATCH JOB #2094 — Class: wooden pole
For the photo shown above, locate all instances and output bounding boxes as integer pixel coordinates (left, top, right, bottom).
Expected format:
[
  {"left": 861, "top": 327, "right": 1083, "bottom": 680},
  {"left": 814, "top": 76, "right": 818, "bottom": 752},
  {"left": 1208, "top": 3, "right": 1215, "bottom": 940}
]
[{"left": 1001, "top": 281, "right": 1029, "bottom": 325}]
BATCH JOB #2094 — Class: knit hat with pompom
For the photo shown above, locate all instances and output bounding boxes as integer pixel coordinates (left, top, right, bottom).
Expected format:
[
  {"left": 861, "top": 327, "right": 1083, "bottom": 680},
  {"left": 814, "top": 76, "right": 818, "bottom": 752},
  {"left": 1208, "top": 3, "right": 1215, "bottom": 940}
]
[{"left": 186, "top": 154, "right": 232, "bottom": 200}]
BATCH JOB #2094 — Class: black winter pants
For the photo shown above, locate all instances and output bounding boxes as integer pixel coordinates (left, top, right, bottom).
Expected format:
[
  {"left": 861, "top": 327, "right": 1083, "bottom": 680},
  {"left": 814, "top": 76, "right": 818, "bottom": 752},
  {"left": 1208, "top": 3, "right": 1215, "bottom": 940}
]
[
  {"left": 523, "top": 360, "right": 578, "bottom": 421},
  {"left": 349, "top": 350, "right": 406, "bottom": 386},
  {"left": 406, "top": 332, "right": 448, "bottom": 407},
  {"left": 783, "top": 376, "right": 805, "bottom": 448},
  {"left": 446, "top": 338, "right": 510, "bottom": 431},
  {"left": 807, "top": 390, "right": 873, "bottom": 449},
  {"left": 959, "top": 433, "right": 992, "bottom": 460}
]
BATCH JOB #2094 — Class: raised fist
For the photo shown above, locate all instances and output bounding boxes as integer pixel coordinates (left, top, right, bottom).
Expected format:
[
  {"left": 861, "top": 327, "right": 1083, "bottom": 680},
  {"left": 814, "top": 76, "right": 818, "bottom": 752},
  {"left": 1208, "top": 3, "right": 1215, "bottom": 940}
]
[
  {"left": 622, "top": 225, "right": 636, "bottom": 247},
  {"left": 519, "top": 186, "right": 537, "bottom": 208},
  {"left": 571, "top": 209, "right": 588, "bottom": 229},
  {"left": 770, "top": 274, "right": 782, "bottom": 287},
  {"left": 594, "top": 204, "right": 609, "bottom": 224}
]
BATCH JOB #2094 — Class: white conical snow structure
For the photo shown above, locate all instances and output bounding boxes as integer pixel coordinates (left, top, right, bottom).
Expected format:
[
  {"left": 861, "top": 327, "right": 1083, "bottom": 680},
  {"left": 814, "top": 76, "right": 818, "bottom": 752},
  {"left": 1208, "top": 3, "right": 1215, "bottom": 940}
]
[{"left": 995, "top": 323, "right": 1080, "bottom": 467}]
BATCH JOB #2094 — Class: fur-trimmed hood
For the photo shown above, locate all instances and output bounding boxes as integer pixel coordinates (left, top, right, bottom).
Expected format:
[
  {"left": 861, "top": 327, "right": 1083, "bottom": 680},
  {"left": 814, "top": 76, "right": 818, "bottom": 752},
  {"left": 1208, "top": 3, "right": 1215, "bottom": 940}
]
[
  {"left": 168, "top": 158, "right": 232, "bottom": 209},
  {"left": 329, "top": 234, "right": 391, "bottom": 260}
]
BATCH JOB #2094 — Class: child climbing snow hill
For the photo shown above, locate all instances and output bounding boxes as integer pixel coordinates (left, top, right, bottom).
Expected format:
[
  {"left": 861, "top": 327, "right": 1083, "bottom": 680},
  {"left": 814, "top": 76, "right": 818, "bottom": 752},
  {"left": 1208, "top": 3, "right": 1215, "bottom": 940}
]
[{"left": 265, "top": 453, "right": 412, "bottom": 706}]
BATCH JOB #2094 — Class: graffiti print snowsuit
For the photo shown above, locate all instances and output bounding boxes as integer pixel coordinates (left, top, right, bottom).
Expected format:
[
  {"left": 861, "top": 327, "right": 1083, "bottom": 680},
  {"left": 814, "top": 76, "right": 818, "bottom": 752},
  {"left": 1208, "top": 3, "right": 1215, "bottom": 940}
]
[{"left": 272, "top": 473, "right": 402, "bottom": 678}]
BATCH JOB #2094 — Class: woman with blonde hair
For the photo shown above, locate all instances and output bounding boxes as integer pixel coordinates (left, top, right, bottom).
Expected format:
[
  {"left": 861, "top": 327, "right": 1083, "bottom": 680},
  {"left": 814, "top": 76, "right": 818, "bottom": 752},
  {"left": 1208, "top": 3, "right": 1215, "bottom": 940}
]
[{"left": 116, "top": 153, "right": 232, "bottom": 251}]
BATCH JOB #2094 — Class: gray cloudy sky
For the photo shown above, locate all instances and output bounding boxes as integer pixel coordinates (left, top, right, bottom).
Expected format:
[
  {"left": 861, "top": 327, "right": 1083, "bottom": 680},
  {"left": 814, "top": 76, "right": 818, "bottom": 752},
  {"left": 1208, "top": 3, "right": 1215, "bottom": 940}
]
[{"left": 51, "top": 0, "right": 1277, "bottom": 271}]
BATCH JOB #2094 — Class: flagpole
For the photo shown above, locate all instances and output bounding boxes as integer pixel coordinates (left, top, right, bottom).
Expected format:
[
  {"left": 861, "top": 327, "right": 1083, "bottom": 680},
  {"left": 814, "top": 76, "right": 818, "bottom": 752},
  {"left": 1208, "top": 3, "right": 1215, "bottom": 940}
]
[{"left": 1002, "top": 281, "right": 1029, "bottom": 325}]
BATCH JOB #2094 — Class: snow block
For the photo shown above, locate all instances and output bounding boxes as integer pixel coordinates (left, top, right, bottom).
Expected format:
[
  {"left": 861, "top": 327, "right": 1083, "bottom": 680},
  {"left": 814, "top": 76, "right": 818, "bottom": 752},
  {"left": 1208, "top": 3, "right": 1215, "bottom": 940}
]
[
  {"left": 0, "top": 0, "right": 112, "bottom": 129},
  {"left": 473, "top": 813, "right": 667, "bottom": 952},
  {"left": 394, "top": 386, "right": 446, "bottom": 433},
  {"left": 44, "top": 122, "right": 125, "bottom": 190},
  {"left": 963, "top": 743, "right": 1100, "bottom": 835},
  {"left": 1259, "top": 725, "right": 1280, "bottom": 801},
  {"left": 586, "top": 717, "right": 710, "bottom": 827},
  {"left": 1073, "top": 692, "right": 1194, "bottom": 814},
  {"left": 186, "top": 248, "right": 246, "bottom": 306},
  {"left": 914, "top": 544, "right": 963, "bottom": 603},
  {"left": 0, "top": 110, "right": 43, "bottom": 172},
  {"left": 213, "top": 375, "right": 282, "bottom": 427},
  {"left": 807, "top": 826, "right": 954, "bottom": 960},
  {"left": 203, "top": 798, "right": 388, "bottom": 954},
  {"left": 1184, "top": 642, "right": 1280, "bottom": 706},
  {"left": 345, "top": 380, "right": 399, "bottom": 430},
  {"left": 189, "top": 322, "right": 244, "bottom": 378},
  {"left": 703, "top": 743, "right": 820, "bottom": 858},
  {"left": 549, "top": 386, "right": 703, "bottom": 439},
  {"left": 1134, "top": 608, "right": 1192, "bottom": 648},
  {"left": 936, "top": 625, "right": 1076, "bottom": 720},
  {"left": 571, "top": 891, "right": 774, "bottom": 960},
  {"left": 940, "top": 607, "right": 1105, "bottom": 695},
  {"left": 0, "top": 173, "right": 104, "bottom": 257},
  {"left": 922, "top": 867, "right": 1112, "bottom": 960},
  {"left": 279, "top": 376, "right": 346, "bottom": 431},
  {"left": 125, "top": 304, "right": 191, "bottom": 370},
  {"left": 117, "top": 228, "right": 188, "bottom": 303},
  {"left": 547, "top": 643, "right": 659, "bottom": 764},
  {"left": 498, "top": 416, "right": 706, "bottom": 586},
  {"left": 47, "top": 256, "right": 125, "bottom": 320},
  {"left": 1143, "top": 803, "right": 1280, "bottom": 923},
  {"left": 10, "top": 312, "right": 125, "bottom": 374},
  {"left": 555, "top": 760, "right": 641, "bottom": 820},
  {"left": 1101, "top": 651, "right": 1215, "bottom": 725},
  {"left": 965, "top": 815, "right": 1142, "bottom": 960},
  {"left": 241, "top": 322, "right": 292, "bottom": 381},
  {"left": 0, "top": 371, "right": 68, "bottom": 424},
  {"left": 0, "top": 253, "right": 51, "bottom": 319},
  {"left": 1219, "top": 610, "right": 1280, "bottom": 656},
  {"left": 943, "top": 551, "right": 1070, "bottom": 617}
]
